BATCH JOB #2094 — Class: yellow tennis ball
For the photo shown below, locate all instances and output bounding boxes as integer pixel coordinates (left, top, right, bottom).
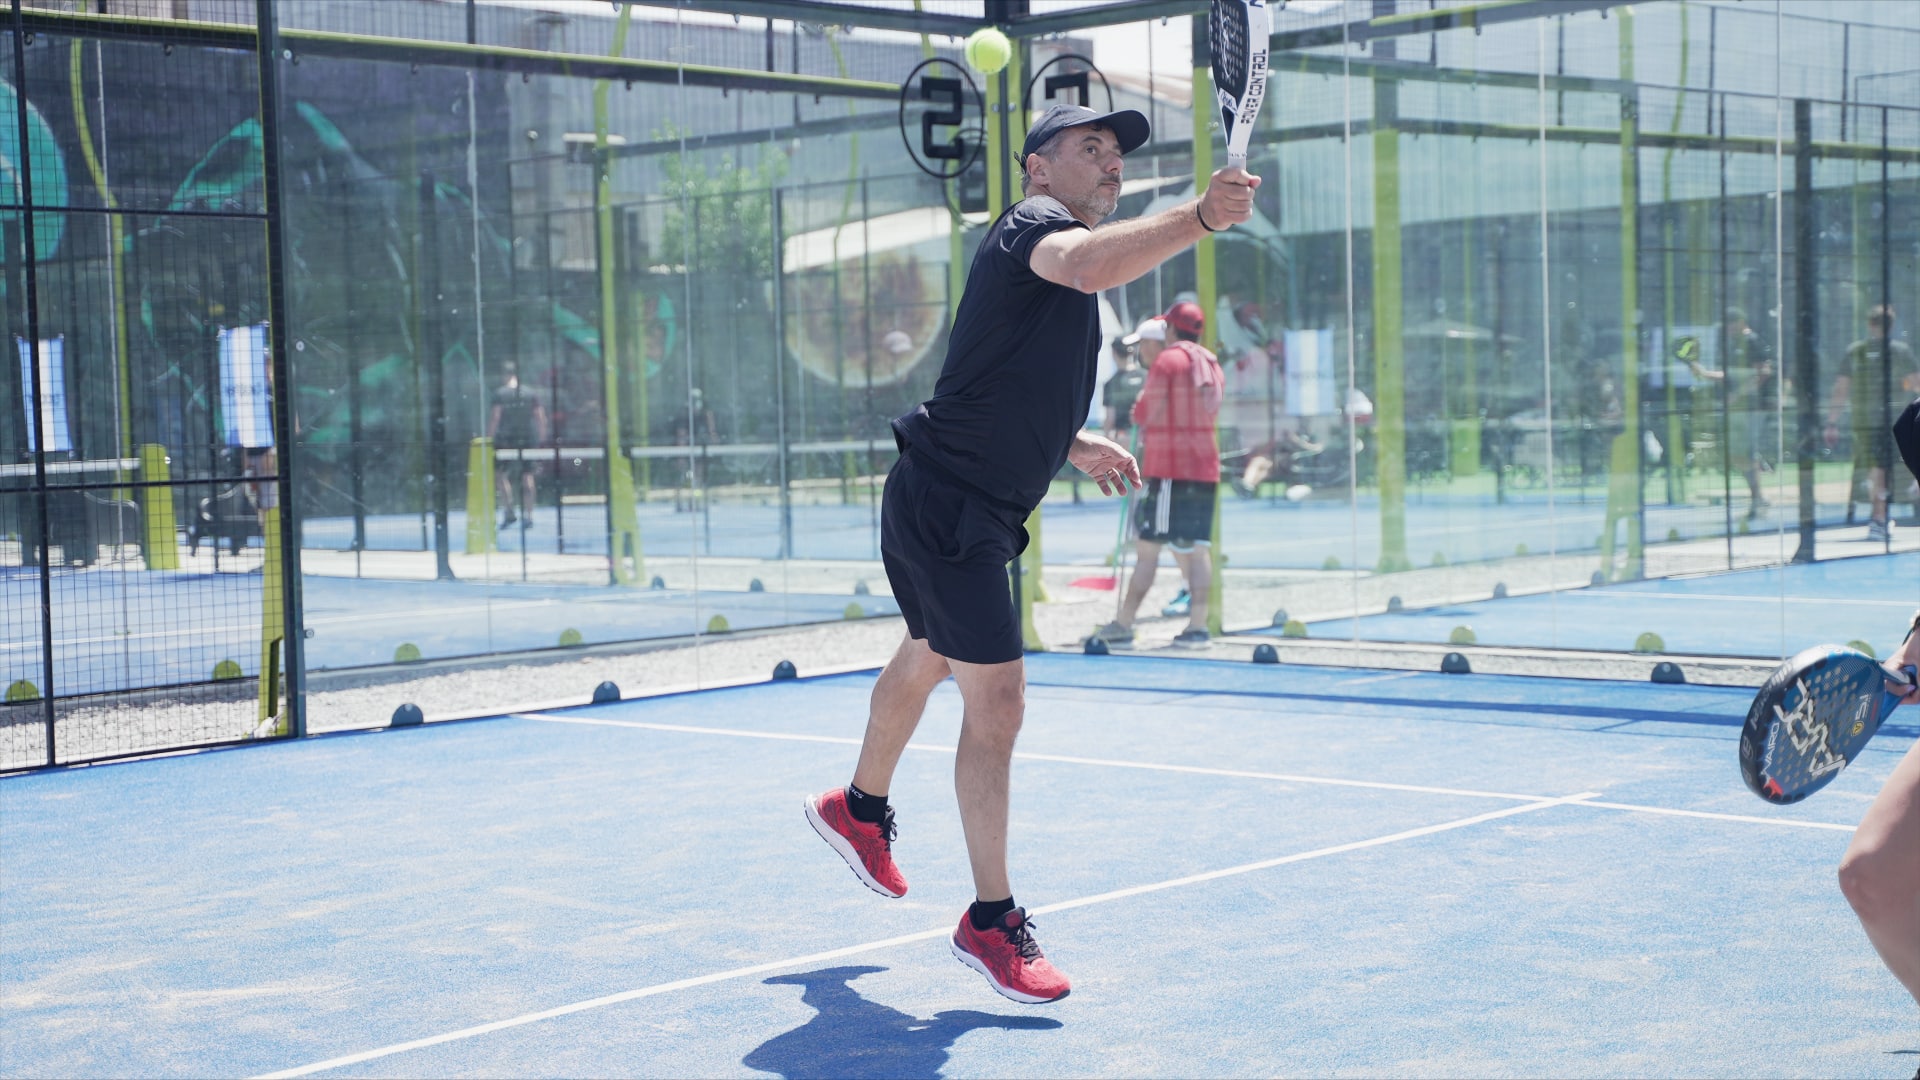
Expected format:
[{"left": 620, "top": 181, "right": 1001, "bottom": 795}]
[{"left": 965, "top": 27, "right": 1011, "bottom": 75}]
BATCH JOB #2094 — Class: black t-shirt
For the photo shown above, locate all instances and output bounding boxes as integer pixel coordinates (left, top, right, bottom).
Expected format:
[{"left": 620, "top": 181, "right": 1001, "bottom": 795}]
[
  {"left": 891, "top": 196, "right": 1094, "bottom": 509},
  {"left": 1104, "top": 368, "right": 1148, "bottom": 431},
  {"left": 492, "top": 383, "right": 541, "bottom": 448}
]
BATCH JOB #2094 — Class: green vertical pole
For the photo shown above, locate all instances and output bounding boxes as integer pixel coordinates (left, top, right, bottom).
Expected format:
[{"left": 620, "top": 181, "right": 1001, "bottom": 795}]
[
  {"left": 632, "top": 264, "right": 651, "bottom": 499},
  {"left": 594, "top": 5, "right": 640, "bottom": 585},
  {"left": 1454, "top": 219, "right": 1480, "bottom": 480},
  {"left": 1006, "top": 37, "right": 1048, "bottom": 641},
  {"left": 464, "top": 437, "right": 496, "bottom": 554},
  {"left": 984, "top": 50, "right": 1006, "bottom": 220},
  {"left": 1847, "top": 148, "right": 1872, "bottom": 524},
  {"left": 1659, "top": 4, "right": 1690, "bottom": 506},
  {"left": 1601, "top": 9, "right": 1644, "bottom": 581},
  {"left": 979, "top": 30, "right": 1042, "bottom": 652},
  {"left": 1662, "top": 199, "right": 1682, "bottom": 507},
  {"left": 1371, "top": 40, "right": 1410, "bottom": 573},
  {"left": 1790, "top": 98, "right": 1817, "bottom": 564},
  {"left": 255, "top": 0, "right": 304, "bottom": 735},
  {"left": 68, "top": 42, "right": 134, "bottom": 503},
  {"left": 137, "top": 445, "right": 179, "bottom": 570},
  {"left": 1193, "top": 15, "right": 1225, "bottom": 636}
]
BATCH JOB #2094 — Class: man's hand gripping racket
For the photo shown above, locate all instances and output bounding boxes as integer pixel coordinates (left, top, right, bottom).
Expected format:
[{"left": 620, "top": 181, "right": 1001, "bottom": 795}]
[
  {"left": 1740, "top": 614, "right": 1920, "bottom": 805},
  {"left": 1200, "top": 0, "right": 1273, "bottom": 230}
]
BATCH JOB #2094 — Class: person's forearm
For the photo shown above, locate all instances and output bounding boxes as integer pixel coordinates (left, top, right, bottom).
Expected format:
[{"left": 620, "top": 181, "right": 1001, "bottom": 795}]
[{"left": 1052, "top": 201, "right": 1210, "bottom": 294}]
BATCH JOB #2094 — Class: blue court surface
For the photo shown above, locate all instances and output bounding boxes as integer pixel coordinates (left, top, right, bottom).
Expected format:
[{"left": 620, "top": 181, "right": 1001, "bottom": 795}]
[
  {"left": 1287, "top": 551, "right": 1920, "bottom": 659},
  {"left": 4, "top": 653, "right": 1916, "bottom": 1077}
]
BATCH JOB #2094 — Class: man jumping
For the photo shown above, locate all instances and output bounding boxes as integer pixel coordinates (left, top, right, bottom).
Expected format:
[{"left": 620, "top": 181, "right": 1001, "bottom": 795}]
[{"left": 805, "top": 102, "right": 1259, "bottom": 1002}]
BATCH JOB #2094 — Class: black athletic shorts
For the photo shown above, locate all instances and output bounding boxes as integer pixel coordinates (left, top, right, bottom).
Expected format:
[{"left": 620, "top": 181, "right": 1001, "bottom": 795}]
[
  {"left": 1136, "top": 478, "right": 1217, "bottom": 548},
  {"left": 496, "top": 444, "right": 545, "bottom": 479},
  {"left": 880, "top": 451, "right": 1030, "bottom": 665}
]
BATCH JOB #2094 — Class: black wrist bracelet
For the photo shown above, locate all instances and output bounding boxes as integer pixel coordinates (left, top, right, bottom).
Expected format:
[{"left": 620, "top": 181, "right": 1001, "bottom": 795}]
[{"left": 1195, "top": 202, "right": 1222, "bottom": 233}]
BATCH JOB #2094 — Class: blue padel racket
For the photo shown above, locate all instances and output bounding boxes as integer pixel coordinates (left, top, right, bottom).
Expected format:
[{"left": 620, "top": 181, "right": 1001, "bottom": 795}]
[{"left": 1739, "top": 644, "right": 1914, "bottom": 804}]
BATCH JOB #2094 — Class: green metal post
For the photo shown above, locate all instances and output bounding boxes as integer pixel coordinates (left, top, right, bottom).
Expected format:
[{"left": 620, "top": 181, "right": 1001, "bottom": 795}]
[
  {"left": 1371, "top": 9, "right": 1410, "bottom": 573},
  {"left": 1600, "top": 8, "right": 1643, "bottom": 581},
  {"left": 594, "top": 4, "right": 641, "bottom": 585},
  {"left": 1193, "top": 13, "right": 1226, "bottom": 635}
]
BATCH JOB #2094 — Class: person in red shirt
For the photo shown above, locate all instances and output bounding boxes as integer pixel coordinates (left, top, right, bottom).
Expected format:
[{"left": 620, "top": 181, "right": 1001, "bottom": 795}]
[{"left": 1098, "top": 300, "right": 1223, "bottom": 648}]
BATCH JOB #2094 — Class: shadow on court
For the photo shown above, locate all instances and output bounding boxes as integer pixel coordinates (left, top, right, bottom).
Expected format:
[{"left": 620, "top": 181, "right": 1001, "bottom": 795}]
[{"left": 743, "top": 965, "right": 1062, "bottom": 1079}]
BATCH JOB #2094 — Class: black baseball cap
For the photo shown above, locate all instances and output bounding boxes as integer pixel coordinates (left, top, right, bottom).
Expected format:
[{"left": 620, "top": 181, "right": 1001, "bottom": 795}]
[{"left": 1021, "top": 103, "right": 1150, "bottom": 165}]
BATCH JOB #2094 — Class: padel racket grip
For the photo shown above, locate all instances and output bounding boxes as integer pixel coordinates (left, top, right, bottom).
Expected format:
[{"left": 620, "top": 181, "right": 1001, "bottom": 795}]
[{"left": 1887, "top": 664, "right": 1918, "bottom": 715}]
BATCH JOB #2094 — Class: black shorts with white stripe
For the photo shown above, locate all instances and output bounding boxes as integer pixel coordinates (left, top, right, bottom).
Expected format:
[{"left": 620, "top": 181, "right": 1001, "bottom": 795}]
[{"left": 1135, "top": 478, "right": 1217, "bottom": 548}]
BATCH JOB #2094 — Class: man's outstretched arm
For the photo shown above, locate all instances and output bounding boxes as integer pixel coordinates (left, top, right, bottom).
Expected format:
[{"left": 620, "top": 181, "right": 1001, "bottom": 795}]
[{"left": 1030, "top": 168, "right": 1260, "bottom": 294}]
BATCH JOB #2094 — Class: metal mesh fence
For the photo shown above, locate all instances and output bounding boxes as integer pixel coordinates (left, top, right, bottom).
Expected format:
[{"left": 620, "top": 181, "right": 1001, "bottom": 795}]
[
  {"left": 2, "top": 0, "right": 1918, "bottom": 765},
  {"left": 3, "top": 18, "right": 283, "bottom": 767}
]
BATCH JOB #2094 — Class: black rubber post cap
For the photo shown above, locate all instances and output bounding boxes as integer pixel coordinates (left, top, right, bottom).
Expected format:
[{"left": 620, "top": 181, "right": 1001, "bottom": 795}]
[
  {"left": 1440, "top": 652, "right": 1472, "bottom": 674},
  {"left": 391, "top": 703, "right": 424, "bottom": 727},
  {"left": 1252, "top": 643, "right": 1279, "bottom": 664},
  {"left": 650, "top": 575, "right": 666, "bottom": 590},
  {"left": 1651, "top": 661, "right": 1686, "bottom": 684},
  {"left": 1084, "top": 637, "right": 1110, "bottom": 655},
  {"left": 772, "top": 659, "right": 798, "bottom": 680},
  {"left": 592, "top": 680, "right": 621, "bottom": 703},
  {"left": 748, "top": 578, "right": 765, "bottom": 593}
]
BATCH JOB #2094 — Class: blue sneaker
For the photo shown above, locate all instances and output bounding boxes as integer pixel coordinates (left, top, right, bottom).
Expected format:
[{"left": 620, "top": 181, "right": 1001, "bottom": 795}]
[{"left": 1161, "top": 589, "right": 1190, "bottom": 618}]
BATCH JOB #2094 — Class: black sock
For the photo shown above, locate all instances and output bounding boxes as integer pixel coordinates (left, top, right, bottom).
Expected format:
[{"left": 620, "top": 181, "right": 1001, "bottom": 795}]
[
  {"left": 845, "top": 783, "right": 888, "bottom": 825},
  {"left": 969, "top": 896, "right": 1016, "bottom": 931}
]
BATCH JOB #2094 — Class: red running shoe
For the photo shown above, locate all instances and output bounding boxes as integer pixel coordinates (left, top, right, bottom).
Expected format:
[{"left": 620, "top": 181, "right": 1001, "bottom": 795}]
[
  {"left": 950, "top": 907, "right": 1071, "bottom": 1003},
  {"left": 804, "top": 788, "right": 908, "bottom": 898}
]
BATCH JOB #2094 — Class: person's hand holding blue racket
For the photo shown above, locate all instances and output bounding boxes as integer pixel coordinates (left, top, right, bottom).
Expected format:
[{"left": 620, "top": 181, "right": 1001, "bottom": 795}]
[
  {"left": 1886, "top": 618, "right": 1920, "bottom": 708},
  {"left": 1739, "top": 614, "right": 1919, "bottom": 805}
]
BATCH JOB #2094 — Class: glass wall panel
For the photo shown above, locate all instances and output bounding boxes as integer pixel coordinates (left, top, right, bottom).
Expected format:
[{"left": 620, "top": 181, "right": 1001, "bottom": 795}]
[
  {"left": 1204, "top": 19, "right": 1369, "bottom": 643},
  {"left": 6, "top": 28, "right": 270, "bottom": 763},
  {"left": 5, "top": 0, "right": 1917, "bottom": 753}
]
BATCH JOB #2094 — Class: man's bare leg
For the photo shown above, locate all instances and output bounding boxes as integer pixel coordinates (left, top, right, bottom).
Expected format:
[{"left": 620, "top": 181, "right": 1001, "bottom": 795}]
[
  {"left": 805, "top": 632, "right": 944, "bottom": 900},
  {"left": 1116, "top": 539, "right": 1163, "bottom": 627},
  {"left": 850, "top": 633, "right": 953, "bottom": 797},
  {"left": 1838, "top": 735, "right": 1920, "bottom": 1007},
  {"left": 1870, "top": 464, "right": 1889, "bottom": 525},
  {"left": 943, "top": 652, "right": 1070, "bottom": 1003},
  {"left": 946, "top": 656, "right": 1026, "bottom": 903},
  {"left": 1176, "top": 545, "right": 1212, "bottom": 632}
]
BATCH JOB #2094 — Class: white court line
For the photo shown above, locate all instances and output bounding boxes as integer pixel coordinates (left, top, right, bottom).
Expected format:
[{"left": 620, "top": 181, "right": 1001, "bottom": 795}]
[
  {"left": 513, "top": 714, "right": 868, "bottom": 748},
  {"left": 1334, "top": 671, "right": 1424, "bottom": 687},
  {"left": 252, "top": 794, "right": 1588, "bottom": 1080},
  {"left": 1031, "top": 793, "right": 1599, "bottom": 914},
  {"left": 1579, "top": 800, "right": 1856, "bottom": 832},
  {"left": 518, "top": 713, "right": 1863, "bottom": 832},
  {"left": 518, "top": 713, "right": 1562, "bottom": 803},
  {"left": 1563, "top": 591, "right": 1912, "bottom": 608}
]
